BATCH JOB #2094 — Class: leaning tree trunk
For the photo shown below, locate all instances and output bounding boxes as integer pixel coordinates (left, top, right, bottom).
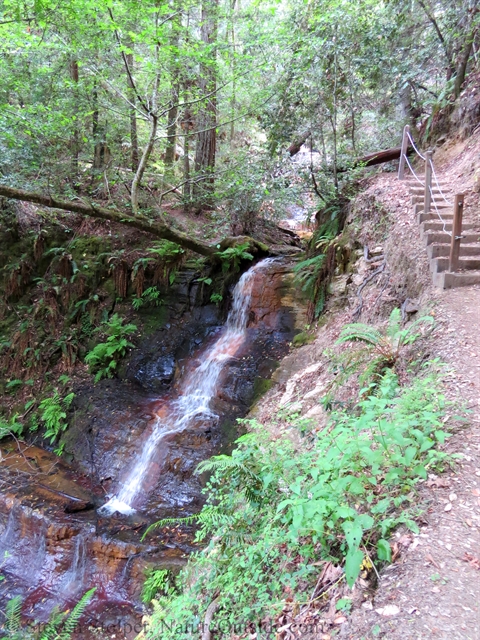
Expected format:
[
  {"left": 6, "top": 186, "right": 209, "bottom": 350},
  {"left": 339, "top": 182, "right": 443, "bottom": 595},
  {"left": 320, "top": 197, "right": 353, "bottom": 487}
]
[
  {"left": 131, "top": 69, "right": 159, "bottom": 214},
  {"left": 0, "top": 185, "right": 272, "bottom": 258},
  {"left": 192, "top": 0, "right": 218, "bottom": 212}
]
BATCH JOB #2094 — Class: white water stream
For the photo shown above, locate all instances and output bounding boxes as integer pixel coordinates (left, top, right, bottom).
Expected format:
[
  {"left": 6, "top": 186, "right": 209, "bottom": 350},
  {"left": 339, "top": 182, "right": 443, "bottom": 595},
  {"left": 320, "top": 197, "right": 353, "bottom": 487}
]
[{"left": 100, "top": 259, "right": 272, "bottom": 515}]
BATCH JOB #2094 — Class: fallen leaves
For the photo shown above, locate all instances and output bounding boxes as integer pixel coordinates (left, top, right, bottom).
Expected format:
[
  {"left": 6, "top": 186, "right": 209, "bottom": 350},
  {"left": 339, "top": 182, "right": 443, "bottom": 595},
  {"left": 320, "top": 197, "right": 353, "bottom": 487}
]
[
  {"left": 462, "top": 552, "right": 480, "bottom": 570},
  {"left": 426, "top": 553, "right": 441, "bottom": 569}
]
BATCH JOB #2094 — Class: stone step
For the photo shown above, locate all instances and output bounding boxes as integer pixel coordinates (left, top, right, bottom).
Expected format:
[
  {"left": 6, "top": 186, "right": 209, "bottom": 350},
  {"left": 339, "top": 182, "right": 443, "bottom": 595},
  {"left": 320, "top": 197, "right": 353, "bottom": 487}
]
[
  {"left": 434, "top": 270, "right": 480, "bottom": 289},
  {"left": 430, "top": 256, "right": 480, "bottom": 274},
  {"left": 427, "top": 243, "right": 480, "bottom": 258},
  {"left": 411, "top": 195, "right": 454, "bottom": 204},
  {"left": 409, "top": 184, "right": 450, "bottom": 192},
  {"left": 423, "top": 231, "right": 480, "bottom": 246},
  {"left": 404, "top": 178, "right": 449, "bottom": 187},
  {"left": 421, "top": 221, "right": 478, "bottom": 234},
  {"left": 413, "top": 203, "right": 451, "bottom": 215},
  {"left": 418, "top": 212, "right": 454, "bottom": 223}
]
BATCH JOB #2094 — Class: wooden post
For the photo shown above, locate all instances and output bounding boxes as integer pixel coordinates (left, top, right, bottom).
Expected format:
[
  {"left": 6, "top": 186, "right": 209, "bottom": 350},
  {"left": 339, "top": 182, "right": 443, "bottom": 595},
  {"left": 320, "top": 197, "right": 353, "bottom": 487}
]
[
  {"left": 398, "top": 124, "right": 410, "bottom": 180},
  {"left": 424, "top": 150, "right": 432, "bottom": 214},
  {"left": 449, "top": 194, "right": 465, "bottom": 272}
]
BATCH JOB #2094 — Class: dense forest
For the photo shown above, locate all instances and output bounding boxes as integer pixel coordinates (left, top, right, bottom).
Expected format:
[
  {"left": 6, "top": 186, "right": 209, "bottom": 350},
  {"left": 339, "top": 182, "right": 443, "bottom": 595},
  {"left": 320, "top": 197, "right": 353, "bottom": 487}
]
[{"left": 0, "top": 0, "right": 479, "bottom": 638}]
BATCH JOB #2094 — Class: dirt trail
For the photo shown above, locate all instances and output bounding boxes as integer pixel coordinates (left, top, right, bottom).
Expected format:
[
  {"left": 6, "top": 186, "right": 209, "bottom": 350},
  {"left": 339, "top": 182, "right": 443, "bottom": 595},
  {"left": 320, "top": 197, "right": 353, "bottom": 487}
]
[{"left": 343, "top": 285, "right": 480, "bottom": 639}]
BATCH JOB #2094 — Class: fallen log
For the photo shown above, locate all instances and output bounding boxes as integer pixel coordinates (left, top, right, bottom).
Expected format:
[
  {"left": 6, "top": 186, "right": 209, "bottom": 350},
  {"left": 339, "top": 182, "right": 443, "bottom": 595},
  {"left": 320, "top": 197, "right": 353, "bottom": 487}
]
[
  {"left": 0, "top": 185, "right": 272, "bottom": 257},
  {"left": 336, "top": 145, "right": 413, "bottom": 173},
  {"left": 287, "top": 130, "right": 311, "bottom": 156}
]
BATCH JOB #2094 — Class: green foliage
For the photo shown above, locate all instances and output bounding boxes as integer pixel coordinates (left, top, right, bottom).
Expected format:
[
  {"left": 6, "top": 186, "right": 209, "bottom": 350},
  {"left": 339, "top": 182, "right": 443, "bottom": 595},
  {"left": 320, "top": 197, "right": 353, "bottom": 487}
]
[
  {"left": 334, "top": 308, "right": 435, "bottom": 388},
  {"left": 147, "top": 241, "right": 185, "bottom": 286},
  {"left": 294, "top": 254, "right": 327, "bottom": 299},
  {"left": 0, "top": 414, "right": 24, "bottom": 440},
  {"left": 215, "top": 243, "right": 254, "bottom": 273},
  {"left": 38, "top": 391, "right": 75, "bottom": 444},
  {"left": 142, "top": 569, "right": 174, "bottom": 604},
  {"left": 84, "top": 313, "right": 136, "bottom": 382},
  {"left": 0, "top": 588, "right": 96, "bottom": 639},
  {"left": 132, "top": 286, "right": 162, "bottom": 311},
  {"left": 209, "top": 292, "right": 223, "bottom": 305},
  {"left": 144, "top": 366, "right": 453, "bottom": 636},
  {"left": 4, "top": 596, "right": 21, "bottom": 635}
]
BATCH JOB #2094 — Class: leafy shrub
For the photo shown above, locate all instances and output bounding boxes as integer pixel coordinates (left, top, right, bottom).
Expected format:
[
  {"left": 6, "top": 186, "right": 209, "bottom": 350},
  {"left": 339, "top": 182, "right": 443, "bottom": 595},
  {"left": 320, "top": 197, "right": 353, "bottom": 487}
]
[
  {"left": 84, "top": 314, "right": 136, "bottom": 382},
  {"left": 0, "top": 414, "right": 23, "bottom": 440},
  {"left": 215, "top": 242, "right": 254, "bottom": 273},
  {"left": 209, "top": 292, "right": 223, "bottom": 304},
  {"left": 142, "top": 569, "right": 173, "bottom": 604},
  {"left": 132, "top": 286, "right": 162, "bottom": 310},
  {"left": 143, "top": 367, "right": 453, "bottom": 637},
  {"left": 39, "top": 391, "right": 75, "bottom": 444}
]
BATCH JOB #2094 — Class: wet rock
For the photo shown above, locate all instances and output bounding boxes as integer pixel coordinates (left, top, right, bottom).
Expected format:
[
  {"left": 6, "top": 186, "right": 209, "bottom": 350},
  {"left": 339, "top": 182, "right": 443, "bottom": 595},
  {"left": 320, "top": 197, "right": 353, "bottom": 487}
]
[
  {"left": 132, "top": 355, "right": 176, "bottom": 390},
  {"left": 64, "top": 500, "right": 94, "bottom": 514}
]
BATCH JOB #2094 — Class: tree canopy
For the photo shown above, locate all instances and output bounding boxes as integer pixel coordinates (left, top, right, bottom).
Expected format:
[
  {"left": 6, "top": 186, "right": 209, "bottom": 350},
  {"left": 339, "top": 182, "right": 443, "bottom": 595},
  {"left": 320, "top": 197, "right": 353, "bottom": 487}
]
[{"left": 0, "top": 0, "right": 478, "bottom": 252}]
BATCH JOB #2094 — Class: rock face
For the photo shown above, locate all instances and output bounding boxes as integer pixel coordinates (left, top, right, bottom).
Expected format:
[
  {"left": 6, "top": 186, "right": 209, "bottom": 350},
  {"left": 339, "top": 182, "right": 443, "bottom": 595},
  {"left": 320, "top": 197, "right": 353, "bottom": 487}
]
[{"left": 0, "top": 258, "right": 307, "bottom": 637}]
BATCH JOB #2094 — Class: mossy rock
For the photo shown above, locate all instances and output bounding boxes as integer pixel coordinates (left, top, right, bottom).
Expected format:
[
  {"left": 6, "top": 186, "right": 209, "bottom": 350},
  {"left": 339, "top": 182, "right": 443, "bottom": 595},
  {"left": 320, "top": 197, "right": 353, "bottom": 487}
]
[
  {"left": 252, "top": 377, "right": 274, "bottom": 402},
  {"left": 71, "top": 235, "right": 111, "bottom": 261},
  {"left": 292, "top": 331, "right": 316, "bottom": 348}
]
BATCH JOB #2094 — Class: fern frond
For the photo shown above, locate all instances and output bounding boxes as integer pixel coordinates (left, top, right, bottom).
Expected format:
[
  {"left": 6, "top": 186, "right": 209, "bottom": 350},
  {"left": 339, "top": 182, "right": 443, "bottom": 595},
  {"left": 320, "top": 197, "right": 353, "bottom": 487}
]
[
  {"left": 58, "top": 588, "right": 96, "bottom": 640},
  {"left": 142, "top": 513, "right": 200, "bottom": 539},
  {"left": 5, "top": 595, "right": 22, "bottom": 633},
  {"left": 401, "top": 315, "right": 435, "bottom": 344},
  {"left": 39, "top": 607, "right": 66, "bottom": 640},
  {"left": 336, "top": 323, "right": 382, "bottom": 346},
  {"left": 386, "top": 308, "right": 402, "bottom": 340},
  {"left": 196, "top": 455, "right": 261, "bottom": 484}
]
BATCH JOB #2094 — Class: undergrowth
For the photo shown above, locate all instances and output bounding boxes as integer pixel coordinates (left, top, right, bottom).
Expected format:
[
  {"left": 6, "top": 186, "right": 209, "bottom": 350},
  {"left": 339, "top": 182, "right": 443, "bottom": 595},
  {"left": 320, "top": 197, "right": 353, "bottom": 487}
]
[
  {"left": 142, "top": 364, "right": 455, "bottom": 638},
  {"left": 84, "top": 313, "right": 137, "bottom": 382},
  {"left": 0, "top": 588, "right": 96, "bottom": 639}
]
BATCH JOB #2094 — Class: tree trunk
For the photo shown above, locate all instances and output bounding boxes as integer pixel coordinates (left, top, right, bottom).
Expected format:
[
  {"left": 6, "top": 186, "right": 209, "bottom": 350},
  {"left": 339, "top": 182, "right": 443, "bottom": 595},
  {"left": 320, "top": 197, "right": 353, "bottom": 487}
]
[
  {"left": 164, "top": 87, "right": 179, "bottom": 170},
  {"left": 454, "top": 27, "right": 478, "bottom": 99},
  {"left": 131, "top": 113, "right": 158, "bottom": 213},
  {"left": 192, "top": 0, "right": 218, "bottom": 211},
  {"left": 70, "top": 59, "right": 79, "bottom": 182},
  {"left": 126, "top": 47, "right": 139, "bottom": 172},
  {"left": 164, "top": 12, "right": 181, "bottom": 173},
  {"left": 287, "top": 130, "right": 311, "bottom": 157}
]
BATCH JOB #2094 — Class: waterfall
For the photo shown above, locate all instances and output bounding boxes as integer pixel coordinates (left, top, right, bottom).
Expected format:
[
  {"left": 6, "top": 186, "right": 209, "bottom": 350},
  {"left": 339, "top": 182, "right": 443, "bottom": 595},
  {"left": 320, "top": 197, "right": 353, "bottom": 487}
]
[{"left": 100, "top": 259, "right": 272, "bottom": 516}]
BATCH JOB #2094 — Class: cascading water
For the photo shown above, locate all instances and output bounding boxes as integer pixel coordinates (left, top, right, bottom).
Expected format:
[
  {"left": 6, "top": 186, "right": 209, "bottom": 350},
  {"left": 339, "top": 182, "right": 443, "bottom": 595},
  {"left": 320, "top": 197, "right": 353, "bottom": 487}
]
[{"left": 100, "top": 259, "right": 273, "bottom": 516}]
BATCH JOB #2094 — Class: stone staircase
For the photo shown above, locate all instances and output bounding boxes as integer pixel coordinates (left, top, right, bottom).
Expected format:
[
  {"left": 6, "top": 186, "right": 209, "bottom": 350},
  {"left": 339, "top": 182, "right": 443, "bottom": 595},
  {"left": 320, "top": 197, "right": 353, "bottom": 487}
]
[{"left": 405, "top": 177, "right": 480, "bottom": 289}]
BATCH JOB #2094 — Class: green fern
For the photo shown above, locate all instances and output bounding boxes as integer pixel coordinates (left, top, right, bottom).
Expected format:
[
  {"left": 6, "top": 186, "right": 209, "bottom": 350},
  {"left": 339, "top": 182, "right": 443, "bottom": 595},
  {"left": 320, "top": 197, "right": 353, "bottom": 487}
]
[
  {"left": 337, "top": 308, "right": 434, "bottom": 364},
  {"left": 38, "top": 607, "right": 66, "bottom": 640},
  {"left": 5, "top": 596, "right": 22, "bottom": 633},
  {"left": 56, "top": 588, "right": 96, "bottom": 640},
  {"left": 196, "top": 454, "right": 262, "bottom": 483},
  {"left": 85, "top": 314, "right": 136, "bottom": 382},
  {"left": 215, "top": 242, "right": 254, "bottom": 273},
  {"left": 329, "top": 309, "right": 436, "bottom": 399}
]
